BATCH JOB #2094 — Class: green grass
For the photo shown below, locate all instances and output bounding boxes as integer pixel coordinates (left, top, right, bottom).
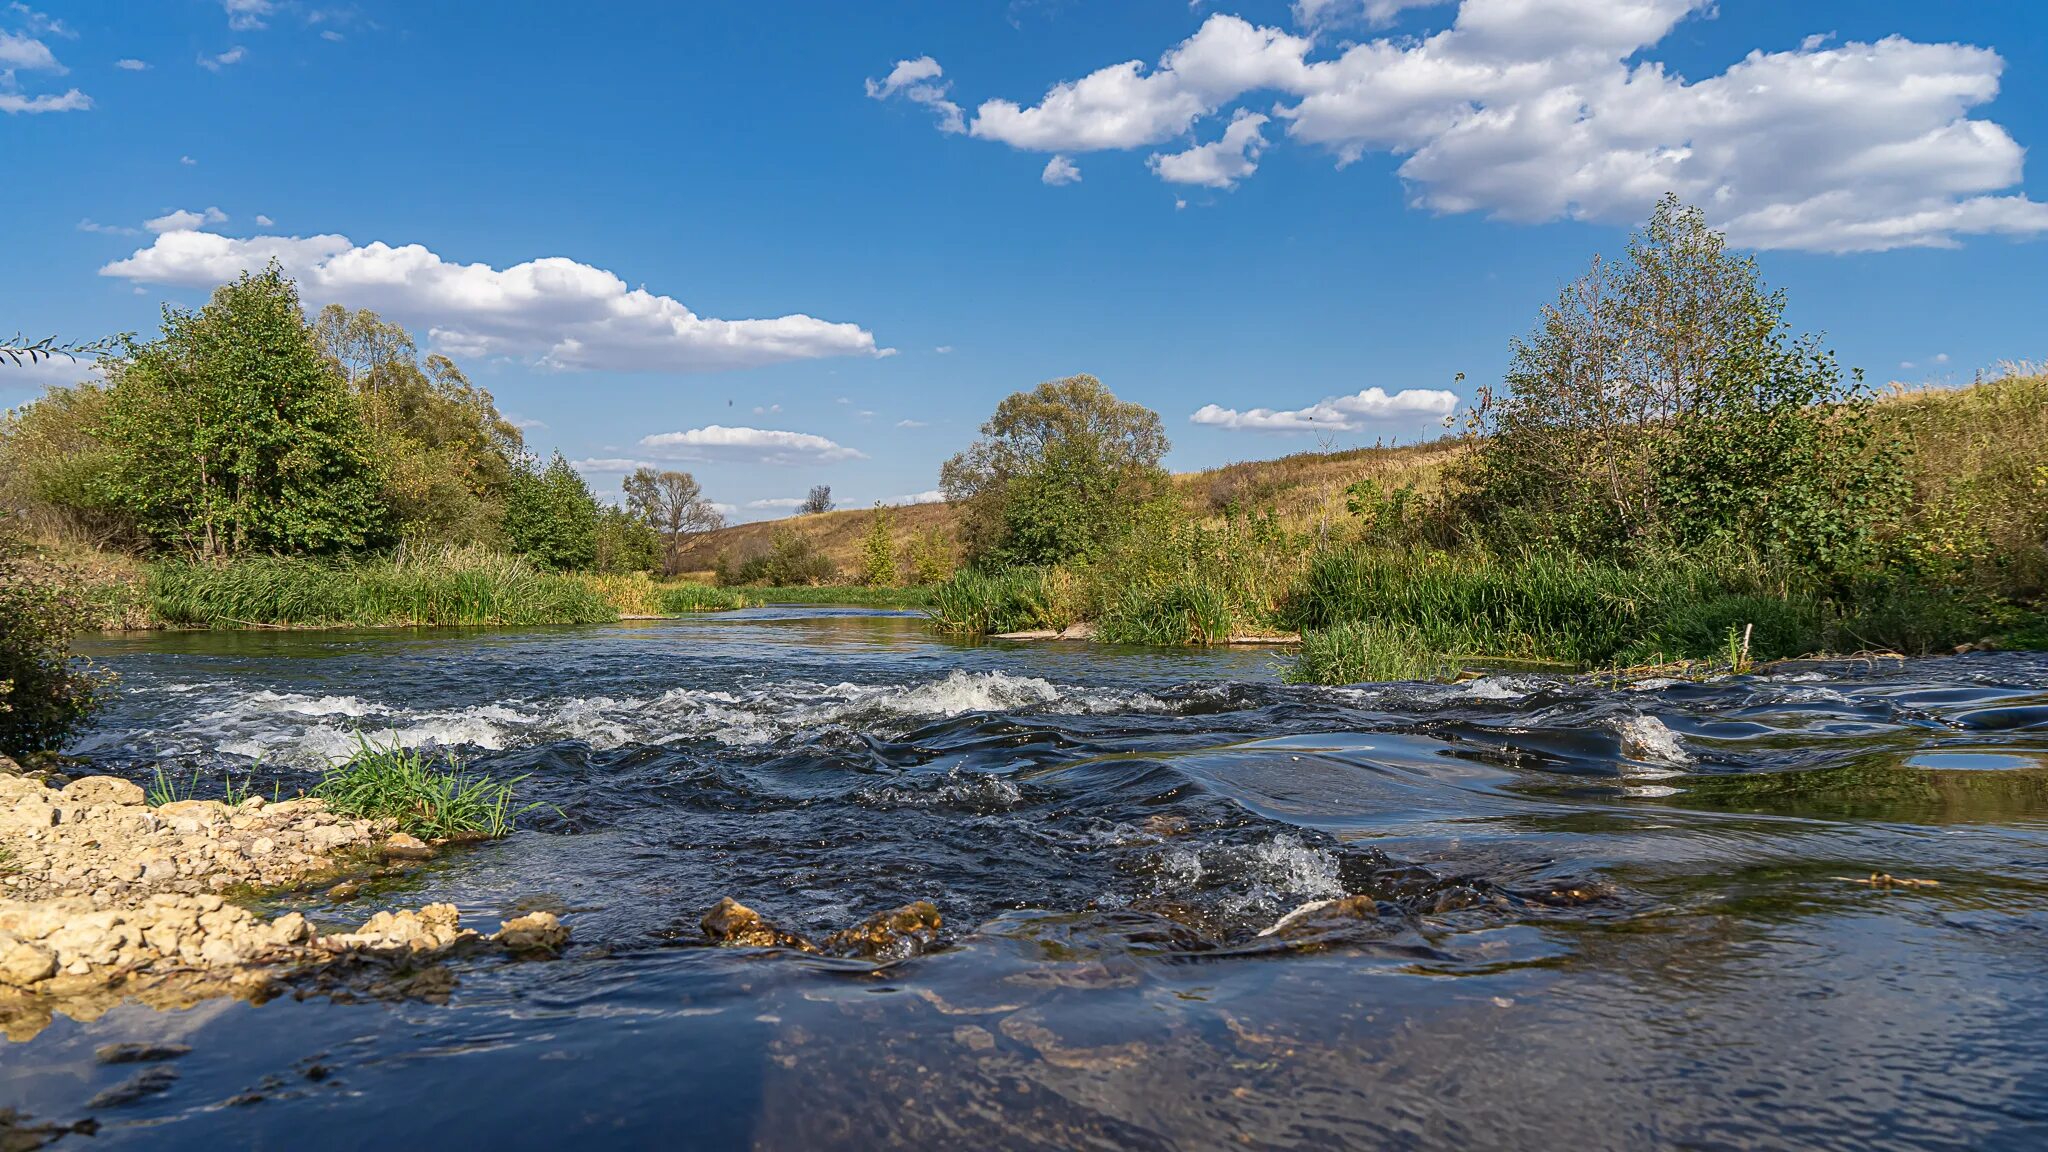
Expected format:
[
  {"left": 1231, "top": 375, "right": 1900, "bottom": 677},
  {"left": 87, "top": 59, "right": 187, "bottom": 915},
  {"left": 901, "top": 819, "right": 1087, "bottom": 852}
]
[
  {"left": 656, "top": 582, "right": 754, "bottom": 613},
  {"left": 727, "top": 584, "right": 934, "bottom": 608},
  {"left": 147, "top": 548, "right": 616, "bottom": 628},
  {"left": 1284, "top": 620, "right": 1458, "bottom": 684},
  {"left": 145, "top": 764, "right": 256, "bottom": 807},
  {"left": 1096, "top": 577, "right": 1234, "bottom": 645},
  {"left": 312, "top": 738, "right": 527, "bottom": 840},
  {"left": 927, "top": 568, "right": 1065, "bottom": 635}
]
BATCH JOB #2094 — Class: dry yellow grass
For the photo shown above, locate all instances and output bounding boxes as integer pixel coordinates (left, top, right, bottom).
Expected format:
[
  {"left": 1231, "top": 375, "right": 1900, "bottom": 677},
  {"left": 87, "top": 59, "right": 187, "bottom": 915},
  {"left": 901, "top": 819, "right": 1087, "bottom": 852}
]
[{"left": 673, "top": 439, "right": 1467, "bottom": 579}]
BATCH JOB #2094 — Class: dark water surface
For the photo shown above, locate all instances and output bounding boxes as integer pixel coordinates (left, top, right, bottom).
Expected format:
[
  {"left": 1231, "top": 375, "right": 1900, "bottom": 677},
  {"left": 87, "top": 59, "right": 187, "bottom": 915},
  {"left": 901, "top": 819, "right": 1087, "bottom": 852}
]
[{"left": 8, "top": 608, "right": 2048, "bottom": 1149}]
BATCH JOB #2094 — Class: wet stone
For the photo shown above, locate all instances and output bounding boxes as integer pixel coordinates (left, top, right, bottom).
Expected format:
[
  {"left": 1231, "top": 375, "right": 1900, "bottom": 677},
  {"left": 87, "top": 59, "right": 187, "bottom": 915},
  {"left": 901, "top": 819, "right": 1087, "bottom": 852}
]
[
  {"left": 819, "top": 901, "right": 944, "bottom": 963},
  {"left": 700, "top": 898, "right": 816, "bottom": 952},
  {"left": 96, "top": 1042, "right": 193, "bottom": 1065}
]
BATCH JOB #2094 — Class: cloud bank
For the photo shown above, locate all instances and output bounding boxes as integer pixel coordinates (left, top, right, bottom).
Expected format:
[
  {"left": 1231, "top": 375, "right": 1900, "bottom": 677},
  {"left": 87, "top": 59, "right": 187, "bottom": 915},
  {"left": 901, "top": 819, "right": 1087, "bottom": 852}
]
[
  {"left": 876, "top": 2, "right": 2048, "bottom": 250},
  {"left": 101, "top": 226, "right": 885, "bottom": 373},
  {"left": 1191, "top": 386, "right": 1459, "bottom": 431}
]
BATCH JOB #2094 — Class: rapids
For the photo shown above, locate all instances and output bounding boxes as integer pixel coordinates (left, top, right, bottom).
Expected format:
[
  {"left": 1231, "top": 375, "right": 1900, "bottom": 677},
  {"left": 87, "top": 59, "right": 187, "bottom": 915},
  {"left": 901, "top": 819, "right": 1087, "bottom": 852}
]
[{"left": 6, "top": 606, "right": 2047, "bottom": 1149}]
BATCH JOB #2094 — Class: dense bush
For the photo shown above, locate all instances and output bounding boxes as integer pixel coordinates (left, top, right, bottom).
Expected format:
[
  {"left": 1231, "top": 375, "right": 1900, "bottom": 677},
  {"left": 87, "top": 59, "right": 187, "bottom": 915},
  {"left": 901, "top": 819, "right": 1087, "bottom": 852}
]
[
  {"left": 0, "top": 532, "right": 110, "bottom": 758},
  {"left": 504, "top": 454, "right": 601, "bottom": 570},
  {"left": 713, "top": 526, "right": 836, "bottom": 586}
]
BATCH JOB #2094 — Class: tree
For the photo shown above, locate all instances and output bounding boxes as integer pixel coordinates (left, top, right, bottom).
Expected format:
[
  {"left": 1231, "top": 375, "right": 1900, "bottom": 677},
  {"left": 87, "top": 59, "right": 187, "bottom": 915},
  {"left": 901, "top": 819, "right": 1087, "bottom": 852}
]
[
  {"left": 98, "top": 265, "right": 387, "bottom": 558},
  {"left": 311, "top": 305, "right": 525, "bottom": 545},
  {"left": 622, "top": 467, "right": 725, "bottom": 575},
  {"left": 1468, "top": 194, "right": 1902, "bottom": 568},
  {"left": 858, "top": 503, "right": 898, "bottom": 586},
  {"left": 802, "top": 485, "right": 834, "bottom": 515},
  {"left": 504, "top": 453, "right": 600, "bottom": 569},
  {"left": 940, "top": 374, "right": 1169, "bottom": 565},
  {"left": 0, "top": 382, "right": 137, "bottom": 548},
  {"left": 594, "top": 506, "right": 662, "bottom": 574}
]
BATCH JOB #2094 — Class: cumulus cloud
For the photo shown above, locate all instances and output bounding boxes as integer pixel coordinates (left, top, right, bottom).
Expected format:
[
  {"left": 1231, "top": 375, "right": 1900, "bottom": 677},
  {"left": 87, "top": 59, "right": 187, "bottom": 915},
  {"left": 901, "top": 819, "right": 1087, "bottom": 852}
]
[
  {"left": 865, "top": 55, "right": 964, "bottom": 134},
  {"left": 77, "top": 218, "right": 138, "bottom": 235},
  {"left": 144, "top": 206, "right": 228, "bottom": 232},
  {"left": 1150, "top": 109, "right": 1267, "bottom": 187},
  {"left": 0, "top": 88, "right": 87, "bottom": 112},
  {"left": 745, "top": 497, "right": 807, "bottom": 510},
  {"left": 891, "top": 490, "right": 947, "bottom": 505},
  {"left": 198, "top": 46, "right": 245, "bottom": 71},
  {"left": 1190, "top": 386, "right": 1459, "bottom": 431},
  {"left": 895, "top": 418, "right": 927, "bottom": 428},
  {"left": 1041, "top": 155, "right": 1082, "bottom": 185},
  {"left": 114, "top": 58, "right": 148, "bottom": 70},
  {"left": 100, "top": 225, "right": 884, "bottom": 373},
  {"left": 912, "top": 4, "right": 2048, "bottom": 251},
  {"left": 254, "top": 213, "right": 273, "bottom": 226},
  {"left": 1293, "top": 0, "right": 1450, "bottom": 28},
  {"left": 0, "top": 28, "right": 59, "bottom": 70},
  {"left": 639, "top": 425, "right": 866, "bottom": 465}
]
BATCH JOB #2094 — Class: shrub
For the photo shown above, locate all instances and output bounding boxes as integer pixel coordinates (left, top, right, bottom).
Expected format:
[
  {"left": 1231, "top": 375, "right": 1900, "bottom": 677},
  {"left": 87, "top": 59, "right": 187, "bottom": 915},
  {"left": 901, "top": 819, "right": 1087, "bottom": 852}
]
[
  {"left": 504, "top": 454, "right": 600, "bottom": 570},
  {"left": 0, "top": 531, "right": 111, "bottom": 758},
  {"left": 858, "top": 503, "right": 899, "bottom": 586},
  {"left": 714, "top": 526, "right": 835, "bottom": 587},
  {"left": 906, "top": 528, "right": 956, "bottom": 585},
  {"left": 313, "top": 739, "right": 527, "bottom": 840}
]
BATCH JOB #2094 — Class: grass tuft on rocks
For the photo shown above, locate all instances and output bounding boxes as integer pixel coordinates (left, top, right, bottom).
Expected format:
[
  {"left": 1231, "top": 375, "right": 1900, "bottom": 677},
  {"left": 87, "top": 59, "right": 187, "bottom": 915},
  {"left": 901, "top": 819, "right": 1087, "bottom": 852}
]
[{"left": 312, "top": 739, "right": 526, "bottom": 840}]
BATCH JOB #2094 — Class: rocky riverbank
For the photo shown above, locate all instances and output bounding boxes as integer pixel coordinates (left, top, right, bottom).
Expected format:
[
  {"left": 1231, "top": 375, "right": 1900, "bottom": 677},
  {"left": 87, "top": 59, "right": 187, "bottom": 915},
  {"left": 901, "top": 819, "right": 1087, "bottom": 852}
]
[{"left": 0, "top": 763, "right": 567, "bottom": 1041}]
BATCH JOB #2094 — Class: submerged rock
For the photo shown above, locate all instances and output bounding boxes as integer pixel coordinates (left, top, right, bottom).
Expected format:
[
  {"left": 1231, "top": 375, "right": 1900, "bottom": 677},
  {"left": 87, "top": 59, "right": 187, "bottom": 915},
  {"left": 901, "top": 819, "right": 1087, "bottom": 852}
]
[
  {"left": 700, "top": 897, "right": 816, "bottom": 951},
  {"left": 819, "top": 901, "right": 943, "bottom": 962},
  {"left": 496, "top": 911, "right": 570, "bottom": 957},
  {"left": 697, "top": 897, "right": 943, "bottom": 963}
]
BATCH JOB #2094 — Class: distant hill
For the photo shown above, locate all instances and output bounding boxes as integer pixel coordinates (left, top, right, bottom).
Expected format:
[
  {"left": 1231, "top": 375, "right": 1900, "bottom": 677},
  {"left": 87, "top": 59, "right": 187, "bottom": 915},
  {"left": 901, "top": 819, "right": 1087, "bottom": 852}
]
[{"left": 672, "top": 438, "right": 1464, "bottom": 582}]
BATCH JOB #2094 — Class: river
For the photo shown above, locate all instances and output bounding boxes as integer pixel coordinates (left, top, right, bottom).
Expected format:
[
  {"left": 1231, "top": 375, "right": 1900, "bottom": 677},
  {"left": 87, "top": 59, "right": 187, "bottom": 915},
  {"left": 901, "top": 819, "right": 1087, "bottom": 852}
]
[{"left": 6, "top": 606, "right": 2047, "bottom": 1149}]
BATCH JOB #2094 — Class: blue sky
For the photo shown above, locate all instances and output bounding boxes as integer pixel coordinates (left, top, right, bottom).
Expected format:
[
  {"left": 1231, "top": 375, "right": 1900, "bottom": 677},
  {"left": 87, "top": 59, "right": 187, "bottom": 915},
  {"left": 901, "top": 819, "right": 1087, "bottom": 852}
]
[{"left": 5, "top": 1, "right": 2045, "bottom": 520}]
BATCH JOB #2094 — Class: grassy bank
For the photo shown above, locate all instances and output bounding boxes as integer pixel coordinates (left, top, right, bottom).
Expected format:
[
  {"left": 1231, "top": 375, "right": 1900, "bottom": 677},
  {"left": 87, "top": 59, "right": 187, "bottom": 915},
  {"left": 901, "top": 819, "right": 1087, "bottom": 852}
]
[
  {"left": 726, "top": 584, "right": 933, "bottom": 609},
  {"left": 147, "top": 548, "right": 617, "bottom": 628}
]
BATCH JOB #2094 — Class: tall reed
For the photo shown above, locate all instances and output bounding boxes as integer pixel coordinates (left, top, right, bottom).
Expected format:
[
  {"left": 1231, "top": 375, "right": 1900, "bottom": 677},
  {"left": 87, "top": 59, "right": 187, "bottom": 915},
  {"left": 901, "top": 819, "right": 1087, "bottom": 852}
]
[{"left": 147, "top": 546, "right": 615, "bottom": 628}]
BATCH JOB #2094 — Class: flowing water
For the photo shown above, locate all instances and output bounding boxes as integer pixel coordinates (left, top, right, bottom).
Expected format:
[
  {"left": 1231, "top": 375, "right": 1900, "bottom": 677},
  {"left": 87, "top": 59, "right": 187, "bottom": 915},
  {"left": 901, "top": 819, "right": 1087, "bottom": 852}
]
[{"left": 7, "top": 607, "right": 2048, "bottom": 1149}]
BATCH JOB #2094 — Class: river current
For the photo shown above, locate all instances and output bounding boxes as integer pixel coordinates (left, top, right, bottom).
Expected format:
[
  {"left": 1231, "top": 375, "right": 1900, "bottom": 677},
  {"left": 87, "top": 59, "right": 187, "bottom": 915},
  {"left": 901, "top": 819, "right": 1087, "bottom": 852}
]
[{"left": 7, "top": 607, "right": 2047, "bottom": 1149}]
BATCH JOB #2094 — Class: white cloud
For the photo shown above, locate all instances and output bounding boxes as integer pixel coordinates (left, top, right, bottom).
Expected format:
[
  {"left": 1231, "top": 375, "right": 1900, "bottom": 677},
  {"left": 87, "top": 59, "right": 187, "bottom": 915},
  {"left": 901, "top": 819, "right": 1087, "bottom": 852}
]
[
  {"left": 891, "top": 490, "right": 946, "bottom": 505},
  {"left": 920, "top": 5, "right": 2048, "bottom": 252},
  {"left": 933, "top": 345, "right": 953, "bottom": 354},
  {"left": 0, "top": 89, "right": 87, "bottom": 112},
  {"left": 144, "top": 206, "right": 228, "bottom": 233},
  {"left": 1041, "top": 155, "right": 1082, "bottom": 185},
  {"left": 223, "top": 0, "right": 272, "bottom": 31},
  {"left": 866, "top": 55, "right": 965, "bottom": 134},
  {"left": 77, "top": 218, "right": 138, "bottom": 235},
  {"left": 1150, "top": 109, "right": 1267, "bottom": 187},
  {"left": 198, "top": 46, "right": 246, "bottom": 71},
  {"left": 0, "top": 354, "right": 106, "bottom": 389},
  {"left": 571, "top": 458, "right": 660, "bottom": 474},
  {"left": 746, "top": 497, "right": 807, "bottom": 510},
  {"left": 895, "top": 418, "right": 927, "bottom": 428},
  {"left": 752, "top": 403, "right": 782, "bottom": 415},
  {"left": 254, "top": 213, "right": 273, "bottom": 226},
  {"left": 321, "top": 30, "right": 343, "bottom": 42},
  {"left": 1190, "top": 386, "right": 1460, "bottom": 431},
  {"left": 179, "top": 155, "right": 197, "bottom": 165},
  {"left": 114, "top": 58, "right": 149, "bottom": 70},
  {"left": 0, "top": 29, "right": 60, "bottom": 70},
  {"left": 0, "top": 21, "right": 88, "bottom": 112},
  {"left": 506, "top": 414, "right": 547, "bottom": 430},
  {"left": 639, "top": 425, "right": 867, "bottom": 464},
  {"left": 101, "top": 225, "right": 884, "bottom": 373}
]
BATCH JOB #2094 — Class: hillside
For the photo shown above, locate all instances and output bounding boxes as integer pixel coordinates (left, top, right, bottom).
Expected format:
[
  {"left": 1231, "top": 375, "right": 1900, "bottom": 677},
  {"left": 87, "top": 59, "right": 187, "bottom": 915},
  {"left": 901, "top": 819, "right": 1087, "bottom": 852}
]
[{"left": 673, "top": 437, "right": 1466, "bottom": 581}]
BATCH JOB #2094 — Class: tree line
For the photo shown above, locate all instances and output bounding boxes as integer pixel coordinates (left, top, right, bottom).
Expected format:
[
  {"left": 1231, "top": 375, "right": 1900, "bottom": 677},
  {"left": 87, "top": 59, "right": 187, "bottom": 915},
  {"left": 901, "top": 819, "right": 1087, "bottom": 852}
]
[{"left": 0, "top": 264, "right": 734, "bottom": 576}]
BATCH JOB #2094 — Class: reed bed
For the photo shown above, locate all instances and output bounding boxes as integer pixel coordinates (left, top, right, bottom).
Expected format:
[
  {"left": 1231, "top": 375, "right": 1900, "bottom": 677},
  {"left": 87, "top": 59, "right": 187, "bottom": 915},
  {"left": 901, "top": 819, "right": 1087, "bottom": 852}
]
[
  {"left": 656, "top": 582, "right": 753, "bottom": 613},
  {"left": 147, "top": 547, "right": 615, "bottom": 628}
]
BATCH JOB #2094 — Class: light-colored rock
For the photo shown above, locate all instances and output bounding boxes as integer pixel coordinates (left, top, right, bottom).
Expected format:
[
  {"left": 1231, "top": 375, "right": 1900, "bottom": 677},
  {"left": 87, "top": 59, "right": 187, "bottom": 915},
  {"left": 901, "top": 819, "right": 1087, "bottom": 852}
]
[
  {"left": 61, "top": 776, "right": 146, "bottom": 807},
  {"left": 496, "top": 911, "right": 570, "bottom": 955},
  {"left": 381, "top": 832, "right": 434, "bottom": 860}
]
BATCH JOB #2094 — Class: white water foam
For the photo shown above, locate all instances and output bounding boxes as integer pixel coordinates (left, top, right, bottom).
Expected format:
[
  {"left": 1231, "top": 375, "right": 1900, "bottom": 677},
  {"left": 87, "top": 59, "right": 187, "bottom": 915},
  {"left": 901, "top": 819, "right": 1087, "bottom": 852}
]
[
  {"left": 1615, "top": 714, "right": 1690, "bottom": 779},
  {"left": 105, "top": 670, "right": 1175, "bottom": 768}
]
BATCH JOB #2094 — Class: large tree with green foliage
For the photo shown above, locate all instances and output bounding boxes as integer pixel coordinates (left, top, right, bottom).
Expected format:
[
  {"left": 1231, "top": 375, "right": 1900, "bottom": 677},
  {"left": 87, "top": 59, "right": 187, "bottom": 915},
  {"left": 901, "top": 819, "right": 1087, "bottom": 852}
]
[
  {"left": 311, "top": 305, "right": 525, "bottom": 545},
  {"left": 1468, "top": 194, "right": 1902, "bottom": 570},
  {"left": 504, "top": 453, "right": 601, "bottom": 569},
  {"left": 98, "top": 265, "right": 388, "bottom": 558},
  {"left": 940, "top": 374, "right": 1170, "bottom": 566}
]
